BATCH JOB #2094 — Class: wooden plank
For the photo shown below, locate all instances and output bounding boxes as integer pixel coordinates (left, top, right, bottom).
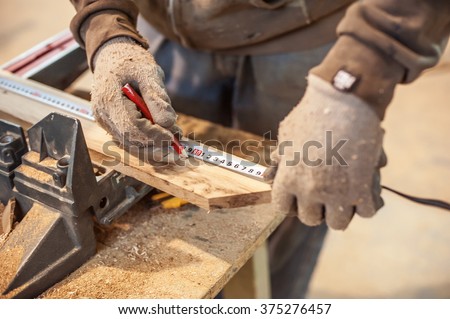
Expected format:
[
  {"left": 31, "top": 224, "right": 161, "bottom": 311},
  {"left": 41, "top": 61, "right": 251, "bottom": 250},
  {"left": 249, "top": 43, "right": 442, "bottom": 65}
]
[
  {"left": 0, "top": 71, "right": 271, "bottom": 210},
  {"left": 1, "top": 88, "right": 283, "bottom": 300}
]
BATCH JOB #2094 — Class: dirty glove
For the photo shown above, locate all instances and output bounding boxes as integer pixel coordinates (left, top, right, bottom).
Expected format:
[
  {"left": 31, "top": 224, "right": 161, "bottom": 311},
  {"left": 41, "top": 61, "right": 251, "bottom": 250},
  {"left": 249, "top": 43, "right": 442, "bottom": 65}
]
[
  {"left": 266, "top": 75, "right": 385, "bottom": 230},
  {"left": 92, "top": 37, "right": 182, "bottom": 160}
]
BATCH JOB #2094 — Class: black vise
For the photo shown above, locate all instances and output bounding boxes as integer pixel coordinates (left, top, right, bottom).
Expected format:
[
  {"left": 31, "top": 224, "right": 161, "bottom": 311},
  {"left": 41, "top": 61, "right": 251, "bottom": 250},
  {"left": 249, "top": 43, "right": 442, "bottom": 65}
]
[{"left": 0, "top": 113, "right": 151, "bottom": 298}]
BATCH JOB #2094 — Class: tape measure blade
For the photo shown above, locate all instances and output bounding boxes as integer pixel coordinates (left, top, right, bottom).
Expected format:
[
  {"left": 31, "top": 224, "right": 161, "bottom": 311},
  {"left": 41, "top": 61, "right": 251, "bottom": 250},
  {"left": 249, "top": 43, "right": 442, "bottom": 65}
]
[
  {"left": 0, "top": 74, "right": 267, "bottom": 181},
  {"left": 0, "top": 75, "right": 94, "bottom": 121}
]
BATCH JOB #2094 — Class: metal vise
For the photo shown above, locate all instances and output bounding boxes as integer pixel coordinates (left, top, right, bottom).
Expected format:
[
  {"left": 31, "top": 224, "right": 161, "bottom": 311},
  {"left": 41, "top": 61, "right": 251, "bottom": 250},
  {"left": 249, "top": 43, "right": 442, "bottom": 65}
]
[
  {"left": 0, "top": 120, "right": 27, "bottom": 205},
  {"left": 0, "top": 113, "right": 151, "bottom": 298}
]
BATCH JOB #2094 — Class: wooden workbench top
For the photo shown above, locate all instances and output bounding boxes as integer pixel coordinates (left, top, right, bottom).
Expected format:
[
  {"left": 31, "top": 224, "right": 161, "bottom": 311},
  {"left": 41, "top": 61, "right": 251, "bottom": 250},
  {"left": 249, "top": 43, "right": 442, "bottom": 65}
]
[
  {"left": 1, "top": 104, "right": 284, "bottom": 299},
  {"left": 41, "top": 202, "right": 284, "bottom": 298}
]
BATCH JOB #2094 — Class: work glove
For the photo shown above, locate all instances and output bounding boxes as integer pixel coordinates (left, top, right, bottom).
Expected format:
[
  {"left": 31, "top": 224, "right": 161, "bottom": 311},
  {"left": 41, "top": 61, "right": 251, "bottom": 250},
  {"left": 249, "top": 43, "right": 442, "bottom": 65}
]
[
  {"left": 92, "top": 37, "right": 182, "bottom": 162},
  {"left": 266, "top": 75, "right": 386, "bottom": 230}
]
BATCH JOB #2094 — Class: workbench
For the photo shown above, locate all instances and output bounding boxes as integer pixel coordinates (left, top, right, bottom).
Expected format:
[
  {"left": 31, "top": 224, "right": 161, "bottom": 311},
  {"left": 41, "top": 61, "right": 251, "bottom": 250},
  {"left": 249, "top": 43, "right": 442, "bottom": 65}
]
[
  {"left": 0, "top": 106, "right": 285, "bottom": 299},
  {"left": 42, "top": 202, "right": 283, "bottom": 298},
  {"left": 0, "top": 18, "right": 285, "bottom": 296}
]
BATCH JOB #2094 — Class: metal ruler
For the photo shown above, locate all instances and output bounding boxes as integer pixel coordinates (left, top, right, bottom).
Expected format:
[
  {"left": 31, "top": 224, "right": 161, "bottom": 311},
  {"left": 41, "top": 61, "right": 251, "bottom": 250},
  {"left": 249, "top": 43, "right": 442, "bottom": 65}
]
[
  {"left": 0, "top": 76, "right": 94, "bottom": 120},
  {"left": 0, "top": 75, "right": 267, "bottom": 180}
]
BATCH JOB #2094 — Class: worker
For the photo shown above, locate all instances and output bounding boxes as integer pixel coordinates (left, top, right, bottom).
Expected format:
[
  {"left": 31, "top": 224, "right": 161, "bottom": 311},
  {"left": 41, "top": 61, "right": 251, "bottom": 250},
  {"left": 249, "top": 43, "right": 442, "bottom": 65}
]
[{"left": 69, "top": 0, "right": 450, "bottom": 298}]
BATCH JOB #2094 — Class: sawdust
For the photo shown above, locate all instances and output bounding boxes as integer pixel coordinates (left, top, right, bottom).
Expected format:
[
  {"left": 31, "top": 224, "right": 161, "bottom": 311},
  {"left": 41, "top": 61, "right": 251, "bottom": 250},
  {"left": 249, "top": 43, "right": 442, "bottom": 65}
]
[
  {"left": 0, "top": 246, "right": 24, "bottom": 299},
  {"left": 15, "top": 163, "right": 54, "bottom": 184},
  {"left": 7, "top": 205, "right": 58, "bottom": 248},
  {"left": 41, "top": 200, "right": 282, "bottom": 298},
  {"left": 0, "top": 204, "right": 61, "bottom": 297}
]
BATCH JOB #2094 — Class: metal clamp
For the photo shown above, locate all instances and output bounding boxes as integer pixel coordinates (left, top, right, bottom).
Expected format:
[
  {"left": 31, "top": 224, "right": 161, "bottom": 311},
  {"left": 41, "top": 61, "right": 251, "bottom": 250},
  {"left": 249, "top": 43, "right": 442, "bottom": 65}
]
[
  {"left": 0, "top": 120, "right": 27, "bottom": 205},
  {"left": 0, "top": 113, "right": 152, "bottom": 298}
]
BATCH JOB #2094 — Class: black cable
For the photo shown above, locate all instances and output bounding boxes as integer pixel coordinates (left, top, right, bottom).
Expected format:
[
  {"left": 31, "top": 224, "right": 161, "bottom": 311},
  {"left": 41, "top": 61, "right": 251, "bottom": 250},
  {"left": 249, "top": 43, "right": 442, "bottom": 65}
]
[{"left": 382, "top": 186, "right": 450, "bottom": 211}]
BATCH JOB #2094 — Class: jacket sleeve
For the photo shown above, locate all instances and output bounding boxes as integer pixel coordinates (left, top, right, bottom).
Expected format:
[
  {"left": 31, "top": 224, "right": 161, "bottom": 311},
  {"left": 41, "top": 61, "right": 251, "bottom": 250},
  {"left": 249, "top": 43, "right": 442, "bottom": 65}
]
[
  {"left": 69, "top": 0, "right": 149, "bottom": 70},
  {"left": 311, "top": 0, "right": 450, "bottom": 119}
]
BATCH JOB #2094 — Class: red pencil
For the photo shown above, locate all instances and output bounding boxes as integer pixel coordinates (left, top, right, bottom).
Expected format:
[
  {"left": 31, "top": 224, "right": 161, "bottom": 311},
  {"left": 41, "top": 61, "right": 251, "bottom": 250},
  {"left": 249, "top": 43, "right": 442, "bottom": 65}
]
[{"left": 121, "top": 83, "right": 187, "bottom": 158}]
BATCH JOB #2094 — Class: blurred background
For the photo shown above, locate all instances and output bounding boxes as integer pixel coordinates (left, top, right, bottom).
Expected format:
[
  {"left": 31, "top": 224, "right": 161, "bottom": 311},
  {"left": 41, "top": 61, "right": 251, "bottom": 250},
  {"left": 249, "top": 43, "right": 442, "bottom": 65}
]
[{"left": 1, "top": 0, "right": 449, "bottom": 298}]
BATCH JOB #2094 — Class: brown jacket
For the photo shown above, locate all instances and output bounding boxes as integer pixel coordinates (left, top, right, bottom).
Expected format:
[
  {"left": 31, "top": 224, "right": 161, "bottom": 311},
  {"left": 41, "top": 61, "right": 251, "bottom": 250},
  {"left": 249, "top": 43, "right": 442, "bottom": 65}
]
[
  {"left": 132, "top": 0, "right": 354, "bottom": 52},
  {"left": 70, "top": 0, "right": 355, "bottom": 65},
  {"left": 70, "top": 0, "right": 450, "bottom": 116},
  {"left": 311, "top": 0, "right": 450, "bottom": 118}
]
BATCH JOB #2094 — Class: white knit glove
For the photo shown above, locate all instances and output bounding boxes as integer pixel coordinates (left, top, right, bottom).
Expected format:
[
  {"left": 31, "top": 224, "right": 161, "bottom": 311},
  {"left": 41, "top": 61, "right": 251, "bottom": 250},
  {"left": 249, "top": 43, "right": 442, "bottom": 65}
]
[
  {"left": 266, "top": 75, "right": 386, "bottom": 230},
  {"left": 92, "top": 37, "right": 182, "bottom": 161}
]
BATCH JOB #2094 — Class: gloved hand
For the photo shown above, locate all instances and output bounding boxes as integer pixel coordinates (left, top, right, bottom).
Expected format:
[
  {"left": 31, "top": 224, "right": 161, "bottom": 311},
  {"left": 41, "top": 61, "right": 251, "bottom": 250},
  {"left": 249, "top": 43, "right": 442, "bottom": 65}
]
[
  {"left": 266, "top": 75, "right": 386, "bottom": 230},
  {"left": 92, "top": 37, "right": 182, "bottom": 161}
]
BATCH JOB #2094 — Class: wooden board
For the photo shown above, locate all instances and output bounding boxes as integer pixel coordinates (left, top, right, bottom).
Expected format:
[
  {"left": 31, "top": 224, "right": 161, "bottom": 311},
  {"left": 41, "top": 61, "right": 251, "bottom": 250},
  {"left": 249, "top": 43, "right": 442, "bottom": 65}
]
[{"left": 0, "top": 71, "right": 271, "bottom": 210}]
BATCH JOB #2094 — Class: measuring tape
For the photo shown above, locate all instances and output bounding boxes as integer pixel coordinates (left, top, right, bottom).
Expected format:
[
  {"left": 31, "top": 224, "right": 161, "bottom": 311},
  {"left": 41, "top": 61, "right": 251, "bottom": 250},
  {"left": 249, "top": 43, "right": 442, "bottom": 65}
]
[
  {"left": 181, "top": 139, "right": 267, "bottom": 180},
  {"left": 0, "top": 76, "right": 94, "bottom": 121},
  {"left": 3, "top": 74, "right": 450, "bottom": 210},
  {"left": 0, "top": 75, "right": 268, "bottom": 180}
]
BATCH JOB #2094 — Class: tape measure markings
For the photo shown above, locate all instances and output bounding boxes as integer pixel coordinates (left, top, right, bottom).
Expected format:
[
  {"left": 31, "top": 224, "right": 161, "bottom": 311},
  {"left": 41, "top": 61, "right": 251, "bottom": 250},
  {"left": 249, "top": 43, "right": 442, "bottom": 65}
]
[
  {"left": 181, "top": 140, "right": 267, "bottom": 180},
  {"left": 0, "top": 76, "right": 94, "bottom": 121}
]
